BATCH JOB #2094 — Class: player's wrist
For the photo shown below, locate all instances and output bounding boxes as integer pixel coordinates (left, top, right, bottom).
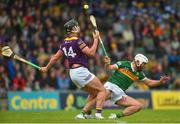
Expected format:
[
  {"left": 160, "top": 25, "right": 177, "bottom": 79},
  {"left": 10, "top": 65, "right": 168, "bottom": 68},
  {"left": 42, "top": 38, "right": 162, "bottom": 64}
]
[
  {"left": 46, "top": 65, "right": 50, "bottom": 71},
  {"left": 158, "top": 80, "right": 163, "bottom": 85}
]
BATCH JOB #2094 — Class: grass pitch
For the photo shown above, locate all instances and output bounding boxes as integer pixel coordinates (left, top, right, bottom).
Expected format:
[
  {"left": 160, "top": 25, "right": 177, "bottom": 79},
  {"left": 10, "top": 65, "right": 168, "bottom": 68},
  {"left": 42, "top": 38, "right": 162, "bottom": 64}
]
[{"left": 0, "top": 109, "right": 179, "bottom": 123}]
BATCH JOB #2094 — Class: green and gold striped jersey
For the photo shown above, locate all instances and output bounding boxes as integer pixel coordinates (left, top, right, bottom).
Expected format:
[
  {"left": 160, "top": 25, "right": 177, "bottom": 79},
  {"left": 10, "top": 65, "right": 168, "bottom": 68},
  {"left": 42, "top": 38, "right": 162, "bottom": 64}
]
[{"left": 108, "top": 61, "right": 146, "bottom": 91}]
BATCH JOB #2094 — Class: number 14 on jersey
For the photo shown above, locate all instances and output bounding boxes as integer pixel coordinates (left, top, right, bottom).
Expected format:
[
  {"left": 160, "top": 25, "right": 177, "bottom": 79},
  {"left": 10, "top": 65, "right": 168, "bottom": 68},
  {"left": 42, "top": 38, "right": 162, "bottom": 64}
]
[{"left": 62, "top": 47, "right": 77, "bottom": 58}]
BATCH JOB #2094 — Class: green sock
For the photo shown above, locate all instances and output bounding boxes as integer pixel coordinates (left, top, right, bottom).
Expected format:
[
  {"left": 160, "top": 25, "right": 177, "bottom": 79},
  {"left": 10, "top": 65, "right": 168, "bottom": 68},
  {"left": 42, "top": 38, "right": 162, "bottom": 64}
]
[
  {"left": 86, "top": 110, "right": 92, "bottom": 115},
  {"left": 81, "top": 110, "right": 92, "bottom": 115},
  {"left": 81, "top": 111, "right": 86, "bottom": 115},
  {"left": 116, "top": 112, "right": 124, "bottom": 118}
]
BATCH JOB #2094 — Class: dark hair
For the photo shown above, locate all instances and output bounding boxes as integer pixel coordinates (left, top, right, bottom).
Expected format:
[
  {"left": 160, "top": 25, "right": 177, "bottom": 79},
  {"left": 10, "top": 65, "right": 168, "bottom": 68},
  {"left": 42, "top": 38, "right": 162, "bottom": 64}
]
[{"left": 64, "top": 19, "right": 79, "bottom": 33}]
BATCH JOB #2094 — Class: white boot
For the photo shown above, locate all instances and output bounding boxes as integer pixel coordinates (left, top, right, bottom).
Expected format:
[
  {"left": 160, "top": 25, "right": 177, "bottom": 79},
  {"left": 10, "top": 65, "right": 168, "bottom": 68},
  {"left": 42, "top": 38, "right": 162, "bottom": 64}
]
[
  {"left": 74, "top": 113, "right": 85, "bottom": 119},
  {"left": 94, "top": 113, "right": 104, "bottom": 119},
  {"left": 108, "top": 113, "right": 117, "bottom": 119},
  {"left": 84, "top": 114, "right": 92, "bottom": 119}
]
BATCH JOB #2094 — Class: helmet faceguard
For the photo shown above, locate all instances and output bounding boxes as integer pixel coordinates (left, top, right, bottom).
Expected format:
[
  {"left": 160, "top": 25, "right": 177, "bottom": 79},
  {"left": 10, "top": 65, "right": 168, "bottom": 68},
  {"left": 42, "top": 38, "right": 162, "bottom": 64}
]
[
  {"left": 64, "top": 19, "right": 79, "bottom": 34},
  {"left": 134, "top": 54, "right": 148, "bottom": 66}
]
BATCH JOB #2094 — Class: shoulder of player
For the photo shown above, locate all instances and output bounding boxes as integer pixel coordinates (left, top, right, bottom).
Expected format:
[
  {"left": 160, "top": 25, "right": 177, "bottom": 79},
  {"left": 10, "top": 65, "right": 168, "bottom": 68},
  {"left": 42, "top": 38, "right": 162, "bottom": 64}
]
[
  {"left": 77, "top": 38, "right": 86, "bottom": 45},
  {"left": 116, "top": 60, "right": 131, "bottom": 65}
]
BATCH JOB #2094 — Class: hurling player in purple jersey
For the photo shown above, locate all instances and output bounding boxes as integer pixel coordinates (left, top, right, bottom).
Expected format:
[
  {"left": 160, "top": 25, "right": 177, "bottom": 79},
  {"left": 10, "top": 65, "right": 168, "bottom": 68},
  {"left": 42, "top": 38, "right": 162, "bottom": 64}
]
[{"left": 40, "top": 19, "right": 106, "bottom": 119}]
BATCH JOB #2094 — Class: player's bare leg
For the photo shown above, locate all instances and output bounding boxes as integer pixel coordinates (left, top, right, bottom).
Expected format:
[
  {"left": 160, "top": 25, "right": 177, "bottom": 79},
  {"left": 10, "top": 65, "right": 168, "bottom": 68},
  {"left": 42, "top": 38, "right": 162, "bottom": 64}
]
[
  {"left": 109, "top": 96, "right": 143, "bottom": 119},
  {"left": 80, "top": 93, "right": 97, "bottom": 119},
  {"left": 76, "top": 89, "right": 110, "bottom": 119},
  {"left": 75, "top": 77, "right": 106, "bottom": 119},
  {"left": 83, "top": 77, "right": 106, "bottom": 119},
  {"left": 84, "top": 89, "right": 111, "bottom": 110},
  {"left": 77, "top": 87, "right": 97, "bottom": 119},
  {"left": 75, "top": 93, "right": 97, "bottom": 119},
  {"left": 83, "top": 93, "right": 96, "bottom": 113}
]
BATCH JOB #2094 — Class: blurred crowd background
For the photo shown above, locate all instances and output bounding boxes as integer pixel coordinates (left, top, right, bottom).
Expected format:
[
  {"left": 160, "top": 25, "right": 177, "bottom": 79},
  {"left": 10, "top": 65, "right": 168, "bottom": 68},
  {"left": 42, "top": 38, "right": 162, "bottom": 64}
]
[{"left": 0, "top": 0, "right": 179, "bottom": 92}]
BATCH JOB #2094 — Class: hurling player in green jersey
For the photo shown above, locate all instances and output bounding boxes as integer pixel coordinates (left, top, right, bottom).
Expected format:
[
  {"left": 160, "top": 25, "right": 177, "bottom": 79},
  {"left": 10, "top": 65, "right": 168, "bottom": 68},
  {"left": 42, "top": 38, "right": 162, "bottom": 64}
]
[{"left": 75, "top": 54, "right": 170, "bottom": 119}]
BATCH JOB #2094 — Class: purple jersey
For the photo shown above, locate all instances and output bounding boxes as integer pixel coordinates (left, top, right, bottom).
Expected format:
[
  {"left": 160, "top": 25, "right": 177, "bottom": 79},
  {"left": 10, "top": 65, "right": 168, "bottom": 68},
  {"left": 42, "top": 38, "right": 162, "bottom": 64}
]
[{"left": 60, "top": 37, "right": 88, "bottom": 67}]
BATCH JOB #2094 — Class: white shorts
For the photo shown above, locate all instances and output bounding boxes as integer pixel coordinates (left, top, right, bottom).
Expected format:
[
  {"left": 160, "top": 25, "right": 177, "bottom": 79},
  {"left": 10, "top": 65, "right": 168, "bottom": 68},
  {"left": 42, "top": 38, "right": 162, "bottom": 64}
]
[
  {"left": 104, "top": 81, "right": 127, "bottom": 104},
  {"left": 69, "top": 67, "right": 95, "bottom": 88}
]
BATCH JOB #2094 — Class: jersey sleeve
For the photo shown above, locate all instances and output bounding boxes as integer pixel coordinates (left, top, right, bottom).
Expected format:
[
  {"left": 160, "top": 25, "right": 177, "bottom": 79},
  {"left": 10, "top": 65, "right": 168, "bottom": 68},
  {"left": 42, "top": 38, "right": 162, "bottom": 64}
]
[
  {"left": 115, "top": 61, "right": 124, "bottom": 68},
  {"left": 77, "top": 39, "right": 87, "bottom": 50},
  {"left": 139, "top": 72, "right": 147, "bottom": 81}
]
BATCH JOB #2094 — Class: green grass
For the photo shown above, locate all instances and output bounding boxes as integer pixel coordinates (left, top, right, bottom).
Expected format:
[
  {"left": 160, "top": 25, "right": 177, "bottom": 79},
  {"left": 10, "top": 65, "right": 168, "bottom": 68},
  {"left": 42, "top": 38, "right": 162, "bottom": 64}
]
[{"left": 0, "top": 109, "right": 179, "bottom": 123}]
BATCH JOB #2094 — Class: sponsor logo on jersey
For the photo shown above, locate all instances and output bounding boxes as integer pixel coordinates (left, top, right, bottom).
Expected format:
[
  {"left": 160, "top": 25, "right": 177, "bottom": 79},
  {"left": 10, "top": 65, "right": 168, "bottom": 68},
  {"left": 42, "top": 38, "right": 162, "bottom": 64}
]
[{"left": 118, "top": 68, "right": 139, "bottom": 81}]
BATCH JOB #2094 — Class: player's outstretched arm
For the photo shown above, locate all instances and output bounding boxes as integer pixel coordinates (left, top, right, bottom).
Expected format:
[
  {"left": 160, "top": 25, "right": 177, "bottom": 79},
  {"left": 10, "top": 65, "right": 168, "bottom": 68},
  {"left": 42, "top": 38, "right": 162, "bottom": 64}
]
[
  {"left": 82, "top": 31, "right": 99, "bottom": 57},
  {"left": 104, "top": 56, "right": 118, "bottom": 70},
  {"left": 143, "top": 75, "right": 170, "bottom": 87},
  {"left": 40, "top": 50, "right": 63, "bottom": 73}
]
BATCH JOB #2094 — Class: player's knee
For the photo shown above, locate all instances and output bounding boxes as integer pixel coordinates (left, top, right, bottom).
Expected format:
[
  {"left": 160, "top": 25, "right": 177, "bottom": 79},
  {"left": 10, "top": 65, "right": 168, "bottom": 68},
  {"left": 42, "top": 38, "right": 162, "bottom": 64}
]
[{"left": 96, "top": 87, "right": 106, "bottom": 99}]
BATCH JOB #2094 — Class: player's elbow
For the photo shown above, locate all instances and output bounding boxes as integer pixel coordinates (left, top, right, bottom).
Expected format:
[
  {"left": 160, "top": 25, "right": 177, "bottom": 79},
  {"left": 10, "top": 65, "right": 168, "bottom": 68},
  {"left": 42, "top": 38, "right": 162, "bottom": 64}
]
[
  {"left": 87, "top": 51, "right": 96, "bottom": 57},
  {"left": 146, "top": 83, "right": 154, "bottom": 87},
  {"left": 83, "top": 49, "right": 96, "bottom": 57},
  {"left": 82, "top": 45, "right": 98, "bottom": 57},
  {"left": 144, "top": 80, "right": 154, "bottom": 87}
]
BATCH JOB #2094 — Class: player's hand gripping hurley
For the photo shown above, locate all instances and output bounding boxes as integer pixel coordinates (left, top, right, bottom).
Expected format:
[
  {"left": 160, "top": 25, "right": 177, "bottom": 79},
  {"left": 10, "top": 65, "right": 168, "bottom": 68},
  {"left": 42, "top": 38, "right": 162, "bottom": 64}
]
[
  {"left": 1, "top": 46, "right": 41, "bottom": 70},
  {"left": 90, "top": 15, "right": 108, "bottom": 57}
]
